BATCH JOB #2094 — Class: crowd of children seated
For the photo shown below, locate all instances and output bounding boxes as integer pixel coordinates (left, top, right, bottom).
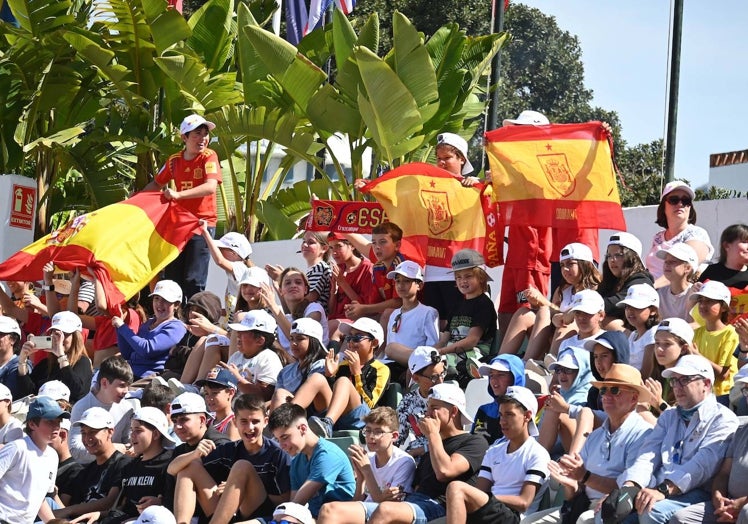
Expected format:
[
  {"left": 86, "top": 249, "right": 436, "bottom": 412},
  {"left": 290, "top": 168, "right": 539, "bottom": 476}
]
[{"left": 2, "top": 124, "right": 748, "bottom": 524}]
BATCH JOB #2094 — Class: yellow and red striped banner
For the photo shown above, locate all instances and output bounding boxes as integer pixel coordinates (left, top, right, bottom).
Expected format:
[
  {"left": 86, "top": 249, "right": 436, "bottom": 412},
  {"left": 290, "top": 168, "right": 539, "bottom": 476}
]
[
  {"left": 0, "top": 192, "right": 199, "bottom": 313},
  {"left": 360, "top": 163, "right": 503, "bottom": 268},
  {"left": 485, "top": 121, "right": 626, "bottom": 230}
]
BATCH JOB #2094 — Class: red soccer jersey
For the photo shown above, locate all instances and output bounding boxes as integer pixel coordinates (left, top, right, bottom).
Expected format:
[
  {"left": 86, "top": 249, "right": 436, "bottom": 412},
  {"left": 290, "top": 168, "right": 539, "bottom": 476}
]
[{"left": 155, "top": 148, "right": 222, "bottom": 225}]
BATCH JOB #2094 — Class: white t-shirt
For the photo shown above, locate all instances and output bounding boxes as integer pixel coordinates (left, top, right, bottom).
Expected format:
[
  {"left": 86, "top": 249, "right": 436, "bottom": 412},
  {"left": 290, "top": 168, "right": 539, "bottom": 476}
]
[
  {"left": 0, "top": 417, "right": 23, "bottom": 444},
  {"left": 559, "top": 286, "right": 576, "bottom": 313},
  {"left": 559, "top": 330, "right": 603, "bottom": 353},
  {"left": 0, "top": 435, "right": 58, "bottom": 522},
  {"left": 276, "top": 302, "right": 329, "bottom": 352},
  {"left": 227, "top": 348, "right": 283, "bottom": 385},
  {"left": 657, "top": 285, "right": 695, "bottom": 322},
  {"left": 364, "top": 446, "right": 416, "bottom": 501},
  {"left": 386, "top": 303, "right": 440, "bottom": 348},
  {"left": 478, "top": 437, "right": 550, "bottom": 515},
  {"left": 628, "top": 326, "right": 657, "bottom": 371},
  {"left": 645, "top": 225, "right": 714, "bottom": 279},
  {"left": 69, "top": 391, "right": 135, "bottom": 463}
]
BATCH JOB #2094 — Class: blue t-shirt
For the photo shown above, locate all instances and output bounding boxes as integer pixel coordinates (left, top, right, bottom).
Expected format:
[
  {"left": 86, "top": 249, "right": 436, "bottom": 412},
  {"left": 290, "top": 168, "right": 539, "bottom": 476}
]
[
  {"left": 290, "top": 438, "right": 355, "bottom": 516},
  {"left": 276, "top": 359, "right": 325, "bottom": 394},
  {"left": 202, "top": 438, "right": 291, "bottom": 497}
]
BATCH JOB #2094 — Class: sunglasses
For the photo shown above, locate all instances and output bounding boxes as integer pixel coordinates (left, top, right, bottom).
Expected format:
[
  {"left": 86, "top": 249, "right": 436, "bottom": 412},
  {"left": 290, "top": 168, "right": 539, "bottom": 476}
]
[
  {"left": 344, "top": 334, "right": 373, "bottom": 343},
  {"left": 391, "top": 313, "right": 402, "bottom": 333},
  {"left": 599, "top": 386, "right": 631, "bottom": 396},
  {"left": 665, "top": 195, "right": 692, "bottom": 206},
  {"left": 553, "top": 367, "right": 576, "bottom": 376}
]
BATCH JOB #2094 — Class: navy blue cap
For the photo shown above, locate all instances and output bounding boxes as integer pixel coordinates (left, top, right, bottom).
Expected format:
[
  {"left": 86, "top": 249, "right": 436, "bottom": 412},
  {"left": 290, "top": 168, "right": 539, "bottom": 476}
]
[
  {"left": 27, "top": 395, "right": 71, "bottom": 420},
  {"left": 195, "top": 368, "right": 238, "bottom": 390}
]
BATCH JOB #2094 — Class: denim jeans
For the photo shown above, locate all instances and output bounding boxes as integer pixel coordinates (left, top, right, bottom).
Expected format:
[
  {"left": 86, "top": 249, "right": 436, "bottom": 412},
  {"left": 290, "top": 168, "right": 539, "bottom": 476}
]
[{"left": 164, "top": 228, "right": 214, "bottom": 303}]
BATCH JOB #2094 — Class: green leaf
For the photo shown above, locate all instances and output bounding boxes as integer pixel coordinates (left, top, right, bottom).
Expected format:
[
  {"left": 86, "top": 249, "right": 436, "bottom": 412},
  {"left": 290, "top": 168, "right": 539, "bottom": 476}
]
[
  {"left": 156, "top": 52, "right": 243, "bottom": 112},
  {"left": 7, "top": 0, "right": 75, "bottom": 37},
  {"left": 243, "top": 24, "right": 327, "bottom": 111},
  {"left": 355, "top": 47, "right": 422, "bottom": 162},
  {"left": 187, "top": 0, "right": 234, "bottom": 72},
  {"left": 389, "top": 11, "right": 439, "bottom": 123}
]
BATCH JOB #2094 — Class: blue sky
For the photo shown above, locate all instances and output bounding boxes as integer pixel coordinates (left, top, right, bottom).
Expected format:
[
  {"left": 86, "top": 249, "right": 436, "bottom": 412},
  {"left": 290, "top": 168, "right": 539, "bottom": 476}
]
[{"left": 521, "top": 1, "right": 748, "bottom": 189}]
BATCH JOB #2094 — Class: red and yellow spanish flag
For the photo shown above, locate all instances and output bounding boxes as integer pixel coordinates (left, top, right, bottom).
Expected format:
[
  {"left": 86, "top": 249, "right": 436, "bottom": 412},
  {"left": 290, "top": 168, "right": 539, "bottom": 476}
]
[
  {"left": 485, "top": 122, "right": 626, "bottom": 230},
  {"left": 361, "top": 163, "right": 503, "bottom": 269},
  {"left": 0, "top": 192, "right": 199, "bottom": 314}
]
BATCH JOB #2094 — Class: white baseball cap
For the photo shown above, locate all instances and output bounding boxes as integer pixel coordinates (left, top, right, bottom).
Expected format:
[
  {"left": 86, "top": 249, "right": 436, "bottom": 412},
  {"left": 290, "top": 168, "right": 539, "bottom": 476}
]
[
  {"left": 656, "top": 318, "right": 694, "bottom": 344},
  {"left": 607, "top": 232, "right": 643, "bottom": 259},
  {"left": 205, "top": 334, "right": 231, "bottom": 348},
  {"left": 38, "top": 380, "right": 71, "bottom": 401},
  {"left": 691, "top": 280, "right": 731, "bottom": 307},
  {"left": 179, "top": 114, "right": 216, "bottom": 135},
  {"left": 408, "top": 346, "right": 445, "bottom": 375},
  {"left": 170, "top": 392, "right": 208, "bottom": 415},
  {"left": 273, "top": 502, "right": 314, "bottom": 524},
  {"left": 429, "top": 383, "right": 473, "bottom": 425},
  {"left": 135, "top": 505, "right": 177, "bottom": 524},
  {"left": 568, "top": 289, "right": 605, "bottom": 315},
  {"left": 290, "top": 318, "right": 325, "bottom": 346},
  {"left": 0, "top": 315, "right": 21, "bottom": 337},
  {"left": 662, "top": 354, "right": 715, "bottom": 384},
  {"left": 503, "top": 110, "right": 550, "bottom": 126},
  {"left": 74, "top": 406, "right": 115, "bottom": 429},
  {"left": 238, "top": 266, "right": 270, "bottom": 288},
  {"left": 387, "top": 260, "right": 424, "bottom": 281},
  {"left": 48, "top": 311, "right": 82, "bottom": 334},
  {"left": 150, "top": 280, "right": 183, "bottom": 303},
  {"left": 228, "top": 309, "right": 277, "bottom": 334},
  {"left": 436, "top": 132, "right": 474, "bottom": 175},
  {"left": 502, "top": 386, "right": 539, "bottom": 437},
  {"left": 0, "top": 384, "right": 11, "bottom": 402},
  {"left": 133, "top": 407, "right": 176, "bottom": 445},
  {"left": 339, "top": 317, "right": 384, "bottom": 344},
  {"left": 217, "top": 232, "right": 252, "bottom": 260},
  {"left": 661, "top": 181, "right": 695, "bottom": 201},
  {"left": 655, "top": 242, "right": 698, "bottom": 271},
  {"left": 616, "top": 284, "right": 659, "bottom": 309},
  {"left": 559, "top": 243, "right": 594, "bottom": 263},
  {"left": 549, "top": 348, "right": 582, "bottom": 371}
]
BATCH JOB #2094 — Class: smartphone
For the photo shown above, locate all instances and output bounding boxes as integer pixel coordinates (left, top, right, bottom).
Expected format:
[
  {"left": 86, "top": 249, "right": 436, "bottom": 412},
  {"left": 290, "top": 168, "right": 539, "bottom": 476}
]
[{"left": 30, "top": 335, "right": 53, "bottom": 349}]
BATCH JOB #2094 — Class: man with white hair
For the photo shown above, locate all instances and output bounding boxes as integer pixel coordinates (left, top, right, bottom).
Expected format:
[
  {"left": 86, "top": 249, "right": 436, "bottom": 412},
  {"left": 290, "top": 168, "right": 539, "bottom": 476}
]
[{"left": 614, "top": 355, "right": 738, "bottom": 524}]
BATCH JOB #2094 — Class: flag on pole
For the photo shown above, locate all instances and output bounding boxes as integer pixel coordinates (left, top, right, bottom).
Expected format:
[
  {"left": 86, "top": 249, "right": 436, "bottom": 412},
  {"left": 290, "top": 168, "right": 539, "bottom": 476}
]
[
  {"left": 304, "top": 0, "right": 334, "bottom": 36},
  {"left": 286, "top": 0, "right": 308, "bottom": 45},
  {"left": 303, "top": 0, "right": 356, "bottom": 37},
  {"left": 0, "top": 192, "right": 199, "bottom": 314},
  {"left": 360, "top": 163, "right": 503, "bottom": 269},
  {"left": 336, "top": 0, "right": 355, "bottom": 15},
  {"left": 485, "top": 121, "right": 625, "bottom": 230}
]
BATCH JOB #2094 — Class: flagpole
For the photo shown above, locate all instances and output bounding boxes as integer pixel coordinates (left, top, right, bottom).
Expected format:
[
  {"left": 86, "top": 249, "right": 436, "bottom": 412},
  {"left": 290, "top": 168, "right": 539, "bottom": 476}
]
[
  {"left": 484, "top": 0, "right": 505, "bottom": 172},
  {"left": 664, "top": 0, "right": 683, "bottom": 184}
]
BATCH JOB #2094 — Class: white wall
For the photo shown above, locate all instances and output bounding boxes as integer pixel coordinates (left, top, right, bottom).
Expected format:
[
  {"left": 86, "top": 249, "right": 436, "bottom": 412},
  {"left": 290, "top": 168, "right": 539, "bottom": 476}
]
[
  {"left": 709, "top": 164, "right": 748, "bottom": 192},
  {"left": 207, "top": 198, "right": 748, "bottom": 304}
]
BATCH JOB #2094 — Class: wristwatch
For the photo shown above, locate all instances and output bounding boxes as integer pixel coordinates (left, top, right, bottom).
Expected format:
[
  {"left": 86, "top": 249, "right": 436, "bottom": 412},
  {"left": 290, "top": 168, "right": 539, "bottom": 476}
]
[
  {"left": 656, "top": 482, "right": 670, "bottom": 497},
  {"left": 42, "top": 284, "right": 55, "bottom": 292}
]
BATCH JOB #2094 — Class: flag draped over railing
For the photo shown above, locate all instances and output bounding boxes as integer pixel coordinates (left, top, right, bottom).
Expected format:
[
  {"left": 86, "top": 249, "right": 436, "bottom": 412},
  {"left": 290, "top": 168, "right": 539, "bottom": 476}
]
[
  {"left": 485, "top": 121, "right": 625, "bottom": 230},
  {"left": 359, "top": 163, "right": 503, "bottom": 269},
  {"left": 0, "top": 192, "right": 199, "bottom": 314}
]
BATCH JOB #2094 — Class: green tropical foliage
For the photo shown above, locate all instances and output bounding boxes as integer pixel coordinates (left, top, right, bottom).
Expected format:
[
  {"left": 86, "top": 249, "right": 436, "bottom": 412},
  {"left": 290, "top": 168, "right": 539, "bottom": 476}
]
[{"left": 0, "top": 0, "right": 504, "bottom": 241}]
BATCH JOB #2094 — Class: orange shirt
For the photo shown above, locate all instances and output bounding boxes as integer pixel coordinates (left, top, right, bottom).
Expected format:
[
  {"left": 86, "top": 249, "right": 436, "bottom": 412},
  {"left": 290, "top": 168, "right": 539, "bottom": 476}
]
[{"left": 156, "top": 148, "right": 222, "bottom": 225}]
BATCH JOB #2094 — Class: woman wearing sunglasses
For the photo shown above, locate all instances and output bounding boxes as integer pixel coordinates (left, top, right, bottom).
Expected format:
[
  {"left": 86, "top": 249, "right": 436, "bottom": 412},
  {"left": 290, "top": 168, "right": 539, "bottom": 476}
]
[{"left": 645, "top": 181, "right": 714, "bottom": 288}]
